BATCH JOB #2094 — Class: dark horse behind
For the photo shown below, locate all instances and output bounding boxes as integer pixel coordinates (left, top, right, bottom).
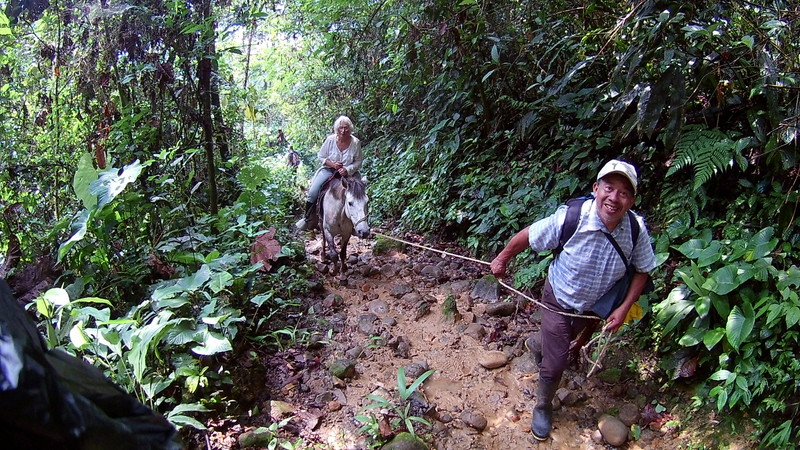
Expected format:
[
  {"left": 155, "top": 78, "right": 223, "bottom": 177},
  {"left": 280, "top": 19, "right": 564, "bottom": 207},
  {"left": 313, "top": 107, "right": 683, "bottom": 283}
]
[{"left": 320, "top": 176, "right": 370, "bottom": 272}]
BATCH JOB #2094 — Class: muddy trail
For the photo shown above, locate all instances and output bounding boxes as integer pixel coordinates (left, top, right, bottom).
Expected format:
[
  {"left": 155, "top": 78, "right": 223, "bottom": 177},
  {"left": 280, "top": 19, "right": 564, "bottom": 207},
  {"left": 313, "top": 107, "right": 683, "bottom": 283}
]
[{"left": 196, "top": 231, "right": 740, "bottom": 450}]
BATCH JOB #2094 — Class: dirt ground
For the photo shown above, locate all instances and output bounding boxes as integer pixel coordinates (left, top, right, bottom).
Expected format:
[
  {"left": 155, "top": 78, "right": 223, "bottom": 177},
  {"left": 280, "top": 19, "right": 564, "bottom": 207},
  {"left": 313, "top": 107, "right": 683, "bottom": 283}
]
[{"left": 192, "top": 231, "right": 755, "bottom": 450}]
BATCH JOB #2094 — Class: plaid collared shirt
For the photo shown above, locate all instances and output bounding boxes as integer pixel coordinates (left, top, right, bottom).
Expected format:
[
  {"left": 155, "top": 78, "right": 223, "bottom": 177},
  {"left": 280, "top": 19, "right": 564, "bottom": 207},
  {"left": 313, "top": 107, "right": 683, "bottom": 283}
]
[{"left": 528, "top": 199, "right": 657, "bottom": 313}]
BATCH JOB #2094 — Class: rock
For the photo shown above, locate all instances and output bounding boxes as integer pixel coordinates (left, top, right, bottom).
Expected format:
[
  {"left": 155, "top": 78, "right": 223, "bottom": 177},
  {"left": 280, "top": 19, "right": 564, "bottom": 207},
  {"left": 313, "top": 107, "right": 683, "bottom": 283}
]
[
  {"left": 323, "top": 293, "right": 343, "bottom": 308},
  {"left": 598, "top": 414, "right": 628, "bottom": 446},
  {"left": 328, "top": 400, "right": 342, "bottom": 411},
  {"left": 470, "top": 275, "right": 500, "bottom": 303},
  {"left": 345, "top": 345, "right": 365, "bottom": 359},
  {"left": 450, "top": 280, "right": 472, "bottom": 293},
  {"left": 367, "top": 299, "right": 389, "bottom": 314},
  {"left": 477, "top": 350, "right": 508, "bottom": 369},
  {"left": 391, "top": 284, "right": 413, "bottom": 297},
  {"left": 238, "top": 427, "right": 274, "bottom": 448},
  {"left": 618, "top": 403, "right": 640, "bottom": 427},
  {"left": 357, "top": 313, "right": 379, "bottom": 335},
  {"left": 383, "top": 316, "right": 398, "bottom": 326},
  {"left": 461, "top": 410, "right": 488, "bottom": 431},
  {"left": 401, "top": 291, "right": 424, "bottom": 304},
  {"left": 485, "top": 301, "right": 516, "bottom": 317},
  {"left": 420, "top": 264, "right": 444, "bottom": 280},
  {"left": 380, "top": 264, "right": 398, "bottom": 278},
  {"left": 405, "top": 361, "right": 430, "bottom": 379},
  {"left": 395, "top": 340, "right": 411, "bottom": 358},
  {"left": 591, "top": 429, "right": 604, "bottom": 443},
  {"left": 556, "top": 388, "right": 579, "bottom": 406},
  {"left": 464, "top": 323, "right": 486, "bottom": 340},
  {"left": 382, "top": 432, "right": 428, "bottom": 450},
  {"left": 329, "top": 359, "right": 357, "bottom": 379},
  {"left": 268, "top": 400, "right": 294, "bottom": 419},
  {"left": 414, "top": 301, "right": 431, "bottom": 320}
]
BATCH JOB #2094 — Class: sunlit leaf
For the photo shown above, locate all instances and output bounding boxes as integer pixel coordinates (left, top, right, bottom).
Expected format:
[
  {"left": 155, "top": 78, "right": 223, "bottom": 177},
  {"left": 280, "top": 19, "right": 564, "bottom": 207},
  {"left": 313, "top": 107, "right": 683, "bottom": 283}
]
[
  {"left": 89, "top": 160, "right": 143, "bottom": 209},
  {"left": 192, "top": 330, "right": 232, "bottom": 356}
]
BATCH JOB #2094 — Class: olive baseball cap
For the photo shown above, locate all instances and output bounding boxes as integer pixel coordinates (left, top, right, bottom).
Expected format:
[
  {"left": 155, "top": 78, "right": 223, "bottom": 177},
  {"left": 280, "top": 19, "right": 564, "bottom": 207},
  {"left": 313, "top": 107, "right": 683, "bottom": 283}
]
[{"left": 597, "top": 159, "right": 638, "bottom": 194}]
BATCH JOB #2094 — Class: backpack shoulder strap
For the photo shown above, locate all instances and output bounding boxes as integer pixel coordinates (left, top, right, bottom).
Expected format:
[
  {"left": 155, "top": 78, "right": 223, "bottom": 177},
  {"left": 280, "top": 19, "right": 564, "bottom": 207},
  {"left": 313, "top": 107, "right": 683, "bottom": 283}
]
[
  {"left": 556, "top": 197, "right": 589, "bottom": 254},
  {"left": 627, "top": 210, "right": 640, "bottom": 251}
]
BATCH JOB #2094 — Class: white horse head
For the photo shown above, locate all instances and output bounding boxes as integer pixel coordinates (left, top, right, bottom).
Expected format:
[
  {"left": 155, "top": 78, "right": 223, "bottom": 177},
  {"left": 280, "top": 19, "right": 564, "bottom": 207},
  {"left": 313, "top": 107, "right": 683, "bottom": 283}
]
[{"left": 342, "top": 177, "right": 370, "bottom": 239}]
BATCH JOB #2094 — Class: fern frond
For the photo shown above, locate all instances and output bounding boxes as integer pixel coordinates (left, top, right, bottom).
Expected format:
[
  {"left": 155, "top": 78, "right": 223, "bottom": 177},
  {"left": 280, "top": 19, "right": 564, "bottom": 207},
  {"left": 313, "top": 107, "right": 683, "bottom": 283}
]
[{"left": 667, "top": 125, "right": 742, "bottom": 189}]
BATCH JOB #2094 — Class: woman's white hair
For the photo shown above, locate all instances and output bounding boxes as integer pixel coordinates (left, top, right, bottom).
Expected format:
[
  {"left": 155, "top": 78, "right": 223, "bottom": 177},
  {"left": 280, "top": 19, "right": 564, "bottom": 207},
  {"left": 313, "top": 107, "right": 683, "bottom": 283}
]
[{"left": 333, "top": 115, "right": 354, "bottom": 133}]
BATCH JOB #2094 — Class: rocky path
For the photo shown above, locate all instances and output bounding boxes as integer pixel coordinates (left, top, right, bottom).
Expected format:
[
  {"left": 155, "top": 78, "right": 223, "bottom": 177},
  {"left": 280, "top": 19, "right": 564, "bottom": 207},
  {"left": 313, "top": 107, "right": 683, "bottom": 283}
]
[{"left": 208, "top": 232, "right": 716, "bottom": 449}]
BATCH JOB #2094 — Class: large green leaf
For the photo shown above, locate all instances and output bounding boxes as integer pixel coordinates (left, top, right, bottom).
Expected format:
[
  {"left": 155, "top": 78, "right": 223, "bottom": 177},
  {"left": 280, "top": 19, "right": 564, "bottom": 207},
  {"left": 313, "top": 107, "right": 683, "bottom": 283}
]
[
  {"left": 777, "top": 265, "right": 800, "bottom": 290},
  {"left": 703, "top": 328, "right": 726, "bottom": 350},
  {"left": 745, "top": 227, "right": 777, "bottom": 261},
  {"left": 656, "top": 287, "right": 695, "bottom": 335},
  {"left": 89, "top": 159, "right": 143, "bottom": 209},
  {"left": 73, "top": 152, "right": 98, "bottom": 209},
  {"left": 702, "top": 264, "right": 752, "bottom": 295},
  {"left": 726, "top": 304, "right": 755, "bottom": 350},
  {"left": 57, "top": 209, "right": 92, "bottom": 263},
  {"left": 192, "top": 329, "right": 233, "bottom": 356}
]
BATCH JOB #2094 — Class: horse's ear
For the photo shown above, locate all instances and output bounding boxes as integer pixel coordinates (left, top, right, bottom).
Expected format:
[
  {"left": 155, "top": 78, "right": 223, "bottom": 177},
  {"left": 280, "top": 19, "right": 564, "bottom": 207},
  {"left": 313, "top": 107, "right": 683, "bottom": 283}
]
[
  {"left": 341, "top": 177, "right": 349, "bottom": 189},
  {"left": 361, "top": 175, "right": 368, "bottom": 185}
]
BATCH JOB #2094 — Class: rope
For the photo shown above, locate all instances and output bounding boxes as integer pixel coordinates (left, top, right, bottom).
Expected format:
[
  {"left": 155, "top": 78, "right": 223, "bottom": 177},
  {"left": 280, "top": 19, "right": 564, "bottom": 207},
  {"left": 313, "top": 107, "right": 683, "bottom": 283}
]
[
  {"left": 373, "top": 232, "right": 600, "bottom": 320},
  {"left": 372, "top": 231, "right": 612, "bottom": 376}
]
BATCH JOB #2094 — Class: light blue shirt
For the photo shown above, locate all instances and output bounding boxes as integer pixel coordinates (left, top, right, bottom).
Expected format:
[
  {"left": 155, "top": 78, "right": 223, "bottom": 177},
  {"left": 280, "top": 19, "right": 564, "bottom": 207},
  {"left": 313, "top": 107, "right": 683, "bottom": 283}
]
[{"left": 528, "top": 199, "right": 657, "bottom": 313}]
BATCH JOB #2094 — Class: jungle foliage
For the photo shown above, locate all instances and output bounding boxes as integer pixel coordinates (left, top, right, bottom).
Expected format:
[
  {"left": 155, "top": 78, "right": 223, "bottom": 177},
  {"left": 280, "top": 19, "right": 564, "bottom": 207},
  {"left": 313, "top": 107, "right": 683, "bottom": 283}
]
[{"left": 0, "top": 0, "right": 799, "bottom": 447}]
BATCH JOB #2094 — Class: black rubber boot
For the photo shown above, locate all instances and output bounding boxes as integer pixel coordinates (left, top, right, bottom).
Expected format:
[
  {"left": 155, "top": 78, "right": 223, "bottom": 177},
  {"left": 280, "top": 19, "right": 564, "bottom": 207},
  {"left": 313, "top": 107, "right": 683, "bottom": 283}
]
[
  {"left": 531, "top": 377, "right": 558, "bottom": 440},
  {"left": 296, "top": 201, "right": 317, "bottom": 231}
]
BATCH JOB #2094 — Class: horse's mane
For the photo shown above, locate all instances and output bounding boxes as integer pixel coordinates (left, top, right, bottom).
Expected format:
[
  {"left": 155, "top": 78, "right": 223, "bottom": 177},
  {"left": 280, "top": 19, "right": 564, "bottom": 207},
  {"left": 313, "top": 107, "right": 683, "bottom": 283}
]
[{"left": 347, "top": 178, "right": 367, "bottom": 199}]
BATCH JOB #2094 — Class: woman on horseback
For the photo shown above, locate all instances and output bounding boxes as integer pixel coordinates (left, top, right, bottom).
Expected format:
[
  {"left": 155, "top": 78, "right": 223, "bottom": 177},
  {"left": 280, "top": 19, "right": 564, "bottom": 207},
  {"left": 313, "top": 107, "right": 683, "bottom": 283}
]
[{"left": 296, "top": 115, "right": 364, "bottom": 231}]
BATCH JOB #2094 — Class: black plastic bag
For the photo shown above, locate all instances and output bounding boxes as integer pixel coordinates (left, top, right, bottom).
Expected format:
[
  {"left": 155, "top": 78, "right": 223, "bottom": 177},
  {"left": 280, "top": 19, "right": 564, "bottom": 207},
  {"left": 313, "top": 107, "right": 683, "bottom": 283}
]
[{"left": 0, "top": 278, "right": 182, "bottom": 449}]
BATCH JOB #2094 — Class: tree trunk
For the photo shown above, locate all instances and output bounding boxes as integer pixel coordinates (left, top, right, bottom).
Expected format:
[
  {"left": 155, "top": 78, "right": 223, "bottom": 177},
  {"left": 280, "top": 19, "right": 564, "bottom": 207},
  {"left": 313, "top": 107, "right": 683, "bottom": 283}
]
[{"left": 198, "top": 0, "right": 218, "bottom": 214}]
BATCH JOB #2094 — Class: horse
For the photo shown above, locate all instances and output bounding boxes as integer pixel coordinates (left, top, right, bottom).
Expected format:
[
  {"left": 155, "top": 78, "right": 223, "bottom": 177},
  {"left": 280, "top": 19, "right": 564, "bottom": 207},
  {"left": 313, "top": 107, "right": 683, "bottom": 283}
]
[{"left": 319, "top": 176, "right": 370, "bottom": 272}]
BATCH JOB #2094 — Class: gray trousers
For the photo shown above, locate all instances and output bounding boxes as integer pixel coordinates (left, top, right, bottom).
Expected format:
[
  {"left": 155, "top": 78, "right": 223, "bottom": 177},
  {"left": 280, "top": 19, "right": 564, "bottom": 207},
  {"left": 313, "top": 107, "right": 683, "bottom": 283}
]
[{"left": 539, "top": 279, "right": 596, "bottom": 381}]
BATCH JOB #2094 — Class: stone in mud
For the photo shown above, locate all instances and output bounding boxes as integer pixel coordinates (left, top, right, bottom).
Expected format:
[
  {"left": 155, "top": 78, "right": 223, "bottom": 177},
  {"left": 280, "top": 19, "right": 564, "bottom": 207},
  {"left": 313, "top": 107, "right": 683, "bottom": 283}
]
[
  {"left": 598, "top": 414, "right": 628, "bottom": 446},
  {"left": 268, "top": 400, "right": 294, "bottom": 419},
  {"left": 470, "top": 275, "right": 500, "bottom": 303},
  {"left": 391, "top": 283, "right": 414, "bottom": 297},
  {"left": 485, "top": 301, "right": 516, "bottom": 317},
  {"left": 404, "top": 360, "right": 430, "bottom": 379},
  {"left": 382, "top": 432, "right": 428, "bottom": 450},
  {"left": 463, "top": 323, "right": 485, "bottom": 340},
  {"left": 556, "top": 387, "right": 579, "bottom": 406},
  {"left": 357, "top": 313, "right": 379, "bottom": 335},
  {"left": 367, "top": 298, "right": 389, "bottom": 314},
  {"left": 401, "top": 291, "right": 423, "bottom": 304},
  {"left": 329, "top": 358, "right": 357, "bottom": 379},
  {"left": 618, "top": 402, "right": 640, "bottom": 427},
  {"left": 380, "top": 264, "right": 398, "bottom": 278},
  {"left": 420, "top": 264, "right": 444, "bottom": 280},
  {"left": 413, "top": 301, "right": 431, "bottom": 320},
  {"left": 450, "top": 279, "right": 472, "bottom": 293},
  {"left": 323, "top": 293, "right": 343, "bottom": 308},
  {"left": 345, "top": 345, "right": 366, "bottom": 359},
  {"left": 460, "top": 410, "right": 488, "bottom": 431},
  {"left": 477, "top": 350, "right": 508, "bottom": 369}
]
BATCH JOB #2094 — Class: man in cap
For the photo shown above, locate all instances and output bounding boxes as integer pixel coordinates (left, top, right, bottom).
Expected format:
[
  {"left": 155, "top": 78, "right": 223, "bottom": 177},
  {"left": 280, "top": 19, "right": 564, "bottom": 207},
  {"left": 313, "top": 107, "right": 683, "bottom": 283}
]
[{"left": 490, "top": 159, "right": 657, "bottom": 440}]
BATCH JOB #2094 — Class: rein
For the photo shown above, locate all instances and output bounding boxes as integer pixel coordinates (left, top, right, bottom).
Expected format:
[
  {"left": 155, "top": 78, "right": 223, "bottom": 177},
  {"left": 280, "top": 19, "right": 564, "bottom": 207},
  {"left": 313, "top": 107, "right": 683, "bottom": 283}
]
[{"left": 372, "top": 231, "right": 614, "bottom": 376}]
